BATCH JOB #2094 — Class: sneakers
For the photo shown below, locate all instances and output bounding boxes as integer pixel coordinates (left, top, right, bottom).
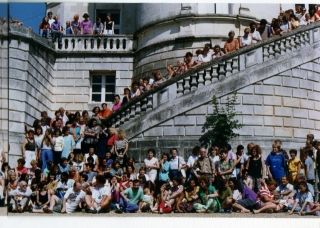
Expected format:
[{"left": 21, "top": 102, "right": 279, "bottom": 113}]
[
  {"left": 115, "top": 206, "right": 123, "bottom": 214},
  {"left": 87, "top": 209, "right": 97, "bottom": 214}
]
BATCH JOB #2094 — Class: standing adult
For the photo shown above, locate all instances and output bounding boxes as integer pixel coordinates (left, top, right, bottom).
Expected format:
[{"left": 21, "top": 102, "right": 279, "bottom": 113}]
[
  {"left": 39, "top": 17, "right": 50, "bottom": 39},
  {"left": 192, "top": 148, "right": 215, "bottom": 187},
  {"left": 158, "top": 153, "right": 170, "bottom": 182},
  {"left": 112, "top": 95, "right": 122, "bottom": 112},
  {"left": 144, "top": 148, "right": 159, "bottom": 183},
  {"left": 239, "top": 28, "right": 253, "bottom": 48},
  {"left": 113, "top": 130, "right": 129, "bottom": 170},
  {"left": 249, "top": 22, "right": 262, "bottom": 43},
  {"left": 93, "top": 17, "right": 104, "bottom": 35},
  {"left": 257, "top": 19, "right": 272, "bottom": 41},
  {"left": 104, "top": 15, "right": 114, "bottom": 35},
  {"left": 40, "top": 129, "right": 54, "bottom": 171},
  {"left": 71, "top": 14, "right": 81, "bottom": 35},
  {"left": 224, "top": 30, "right": 239, "bottom": 54},
  {"left": 265, "top": 143, "right": 287, "bottom": 184},
  {"left": 186, "top": 146, "right": 200, "bottom": 184},
  {"left": 169, "top": 148, "right": 187, "bottom": 179},
  {"left": 80, "top": 13, "right": 93, "bottom": 35},
  {"left": 51, "top": 15, "right": 63, "bottom": 48},
  {"left": 47, "top": 11, "right": 54, "bottom": 26},
  {"left": 22, "top": 130, "right": 37, "bottom": 169},
  {"left": 246, "top": 145, "right": 264, "bottom": 192}
]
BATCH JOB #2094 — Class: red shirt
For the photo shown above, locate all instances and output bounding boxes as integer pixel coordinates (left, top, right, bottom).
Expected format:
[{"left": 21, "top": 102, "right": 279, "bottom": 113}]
[{"left": 107, "top": 134, "right": 118, "bottom": 147}]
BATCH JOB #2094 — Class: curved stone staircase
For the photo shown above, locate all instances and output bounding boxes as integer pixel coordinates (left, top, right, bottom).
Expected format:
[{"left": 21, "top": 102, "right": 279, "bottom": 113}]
[{"left": 106, "top": 22, "right": 320, "bottom": 141}]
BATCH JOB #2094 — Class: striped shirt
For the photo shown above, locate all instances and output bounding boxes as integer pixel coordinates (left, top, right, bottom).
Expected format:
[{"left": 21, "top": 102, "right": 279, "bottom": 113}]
[{"left": 256, "top": 185, "right": 273, "bottom": 202}]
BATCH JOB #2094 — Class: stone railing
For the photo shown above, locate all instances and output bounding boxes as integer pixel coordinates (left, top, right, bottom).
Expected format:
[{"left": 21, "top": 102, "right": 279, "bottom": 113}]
[
  {"left": 56, "top": 35, "right": 134, "bottom": 52},
  {"left": 105, "top": 22, "right": 320, "bottom": 128}
]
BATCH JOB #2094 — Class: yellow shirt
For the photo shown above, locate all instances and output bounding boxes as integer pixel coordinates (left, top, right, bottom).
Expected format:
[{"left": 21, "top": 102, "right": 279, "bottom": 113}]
[{"left": 288, "top": 158, "right": 301, "bottom": 173}]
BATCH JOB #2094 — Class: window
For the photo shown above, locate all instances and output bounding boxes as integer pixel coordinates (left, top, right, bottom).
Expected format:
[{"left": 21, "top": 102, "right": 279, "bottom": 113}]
[
  {"left": 96, "top": 10, "right": 121, "bottom": 34},
  {"left": 91, "top": 74, "right": 116, "bottom": 103}
]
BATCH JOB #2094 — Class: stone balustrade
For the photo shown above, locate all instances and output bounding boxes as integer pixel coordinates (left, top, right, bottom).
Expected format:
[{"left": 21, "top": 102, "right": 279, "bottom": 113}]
[
  {"left": 106, "top": 22, "right": 320, "bottom": 129},
  {"left": 56, "top": 35, "right": 134, "bottom": 52}
]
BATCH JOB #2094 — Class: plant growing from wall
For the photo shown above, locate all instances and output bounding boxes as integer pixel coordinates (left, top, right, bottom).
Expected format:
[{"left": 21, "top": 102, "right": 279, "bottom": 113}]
[{"left": 199, "top": 91, "right": 244, "bottom": 148}]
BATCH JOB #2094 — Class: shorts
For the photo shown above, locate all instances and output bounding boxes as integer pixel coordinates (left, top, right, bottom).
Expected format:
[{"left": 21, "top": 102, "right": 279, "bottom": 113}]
[
  {"left": 53, "top": 199, "right": 62, "bottom": 213},
  {"left": 237, "top": 198, "right": 256, "bottom": 210}
]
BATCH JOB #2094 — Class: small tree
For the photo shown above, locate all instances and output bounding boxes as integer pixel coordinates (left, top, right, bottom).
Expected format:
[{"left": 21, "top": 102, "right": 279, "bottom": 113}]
[{"left": 199, "top": 92, "right": 244, "bottom": 148}]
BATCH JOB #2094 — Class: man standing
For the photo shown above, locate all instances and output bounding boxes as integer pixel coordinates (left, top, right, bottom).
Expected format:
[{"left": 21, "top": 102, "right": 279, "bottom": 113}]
[
  {"left": 118, "top": 179, "right": 143, "bottom": 213},
  {"left": 9, "top": 181, "right": 32, "bottom": 213},
  {"left": 192, "top": 148, "right": 215, "bottom": 186},
  {"left": 249, "top": 23, "right": 262, "bottom": 43},
  {"left": 85, "top": 175, "right": 111, "bottom": 213},
  {"left": 93, "top": 17, "right": 104, "bottom": 35},
  {"left": 257, "top": 19, "right": 272, "bottom": 41},
  {"left": 44, "top": 182, "right": 86, "bottom": 213},
  {"left": 51, "top": 15, "right": 63, "bottom": 48}
]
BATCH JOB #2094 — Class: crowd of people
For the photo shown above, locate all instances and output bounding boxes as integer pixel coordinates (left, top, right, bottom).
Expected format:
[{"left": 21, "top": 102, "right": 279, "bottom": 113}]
[
  {"left": 0, "top": 104, "right": 319, "bottom": 216},
  {"left": 1, "top": 4, "right": 320, "bottom": 216}
]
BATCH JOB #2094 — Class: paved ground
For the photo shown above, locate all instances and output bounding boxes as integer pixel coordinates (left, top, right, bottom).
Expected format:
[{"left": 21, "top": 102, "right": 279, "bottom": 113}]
[
  {"left": 0, "top": 207, "right": 6, "bottom": 216},
  {"left": 3, "top": 209, "right": 320, "bottom": 218}
]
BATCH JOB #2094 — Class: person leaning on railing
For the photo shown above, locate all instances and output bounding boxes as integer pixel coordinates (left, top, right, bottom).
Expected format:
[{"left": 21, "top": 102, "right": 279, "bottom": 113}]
[
  {"left": 51, "top": 15, "right": 63, "bottom": 48},
  {"left": 80, "top": 13, "right": 93, "bottom": 35}
]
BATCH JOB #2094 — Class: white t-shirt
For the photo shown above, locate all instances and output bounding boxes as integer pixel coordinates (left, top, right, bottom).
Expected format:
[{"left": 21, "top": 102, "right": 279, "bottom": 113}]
[
  {"left": 92, "top": 186, "right": 111, "bottom": 204},
  {"left": 64, "top": 188, "right": 86, "bottom": 213},
  {"left": 34, "top": 135, "right": 44, "bottom": 150},
  {"left": 187, "top": 155, "right": 199, "bottom": 168},
  {"left": 85, "top": 153, "right": 98, "bottom": 164},
  {"left": 275, "top": 183, "right": 294, "bottom": 193},
  {"left": 73, "top": 161, "right": 84, "bottom": 172},
  {"left": 57, "top": 179, "right": 75, "bottom": 189},
  {"left": 198, "top": 54, "right": 212, "bottom": 63},
  {"left": 144, "top": 157, "right": 159, "bottom": 175},
  {"left": 240, "top": 36, "right": 252, "bottom": 46},
  {"left": 250, "top": 30, "right": 262, "bottom": 43}
]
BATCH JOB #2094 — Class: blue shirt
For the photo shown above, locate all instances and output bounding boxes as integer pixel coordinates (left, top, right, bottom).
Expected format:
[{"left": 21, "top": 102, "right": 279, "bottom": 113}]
[
  {"left": 265, "top": 152, "right": 286, "bottom": 180},
  {"left": 159, "top": 161, "right": 170, "bottom": 181},
  {"left": 61, "top": 135, "right": 75, "bottom": 158},
  {"left": 58, "top": 164, "right": 70, "bottom": 173}
]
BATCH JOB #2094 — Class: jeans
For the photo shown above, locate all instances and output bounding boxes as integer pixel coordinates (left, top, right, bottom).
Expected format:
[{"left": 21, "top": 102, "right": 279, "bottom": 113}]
[
  {"left": 39, "top": 29, "right": 49, "bottom": 39},
  {"left": 119, "top": 197, "right": 138, "bottom": 213},
  {"left": 52, "top": 31, "right": 63, "bottom": 45},
  {"left": 41, "top": 149, "right": 53, "bottom": 171},
  {"left": 287, "top": 204, "right": 308, "bottom": 212},
  {"left": 53, "top": 151, "right": 62, "bottom": 165}
]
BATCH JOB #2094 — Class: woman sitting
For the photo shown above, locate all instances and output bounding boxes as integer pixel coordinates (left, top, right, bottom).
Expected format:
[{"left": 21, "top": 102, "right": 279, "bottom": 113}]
[
  {"left": 193, "top": 176, "right": 221, "bottom": 213},
  {"left": 179, "top": 178, "right": 201, "bottom": 213}
]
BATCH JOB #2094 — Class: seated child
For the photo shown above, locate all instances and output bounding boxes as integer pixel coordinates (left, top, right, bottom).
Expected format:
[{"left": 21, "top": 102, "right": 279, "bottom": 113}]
[{"left": 288, "top": 182, "right": 313, "bottom": 215}]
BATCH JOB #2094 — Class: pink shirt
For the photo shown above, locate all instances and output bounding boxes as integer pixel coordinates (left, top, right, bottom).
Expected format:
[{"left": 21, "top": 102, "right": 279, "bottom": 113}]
[{"left": 112, "top": 102, "right": 122, "bottom": 112}]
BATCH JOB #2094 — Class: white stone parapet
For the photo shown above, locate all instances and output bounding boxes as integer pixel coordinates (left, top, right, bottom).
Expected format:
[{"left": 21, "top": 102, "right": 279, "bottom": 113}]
[{"left": 56, "top": 35, "right": 134, "bottom": 52}]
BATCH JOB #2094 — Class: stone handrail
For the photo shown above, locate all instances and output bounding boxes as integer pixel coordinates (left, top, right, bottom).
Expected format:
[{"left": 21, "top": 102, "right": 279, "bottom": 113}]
[
  {"left": 56, "top": 35, "right": 134, "bottom": 52},
  {"left": 105, "top": 22, "right": 320, "bottom": 128},
  {"left": 8, "top": 23, "right": 55, "bottom": 50},
  {"left": 7, "top": 24, "right": 134, "bottom": 53}
]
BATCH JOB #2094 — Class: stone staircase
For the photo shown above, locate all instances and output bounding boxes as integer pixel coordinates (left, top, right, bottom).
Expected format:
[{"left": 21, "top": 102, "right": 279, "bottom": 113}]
[{"left": 105, "top": 22, "right": 320, "bottom": 141}]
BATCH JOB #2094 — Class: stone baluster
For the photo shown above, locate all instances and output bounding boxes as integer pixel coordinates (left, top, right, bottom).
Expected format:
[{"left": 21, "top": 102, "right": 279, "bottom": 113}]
[
  {"left": 54, "top": 42, "right": 59, "bottom": 50},
  {"left": 190, "top": 73, "right": 198, "bottom": 91},
  {"left": 204, "top": 67, "right": 212, "bottom": 85},
  {"left": 135, "top": 101, "right": 141, "bottom": 116},
  {"left": 120, "top": 113, "right": 125, "bottom": 125},
  {"left": 274, "top": 40, "right": 281, "bottom": 57},
  {"left": 295, "top": 33, "right": 301, "bottom": 48},
  {"left": 141, "top": 97, "right": 147, "bottom": 112},
  {"left": 285, "top": 37, "right": 291, "bottom": 52},
  {"left": 280, "top": 39, "right": 286, "bottom": 54},
  {"left": 124, "top": 108, "right": 130, "bottom": 122},
  {"left": 290, "top": 35, "right": 296, "bottom": 51},
  {"left": 111, "top": 117, "right": 116, "bottom": 127},
  {"left": 176, "top": 79, "right": 184, "bottom": 97},
  {"left": 263, "top": 44, "right": 269, "bottom": 61},
  {"left": 268, "top": 43, "right": 275, "bottom": 59},
  {"left": 299, "top": 32, "right": 305, "bottom": 47},
  {"left": 147, "top": 95, "right": 153, "bottom": 111},
  {"left": 225, "top": 59, "right": 232, "bottom": 77},
  {"left": 211, "top": 64, "right": 219, "bottom": 83},
  {"left": 218, "top": 61, "right": 226, "bottom": 80},
  {"left": 304, "top": 30, "right": 310, "bottom": 44},
  {"left": 130, "top": 105, "right": 135, "bottom": 119},
  {"left": 232, "top": 56, "right": 239, "bottom": 74},
  {"left": 65, "top": 38, "right": 72, "bottom": 51},
  {"left": 184, "top": 76, "right": 191, "bottom": 94},
  {"left": 197, "top": 71, "right": 204, "bottom": 88},
  {"left": 92, "top": 37, "right": 97, "bottom": 50},
  {"left": 115, "top": 115, "right": 120, "bottom": 128}
]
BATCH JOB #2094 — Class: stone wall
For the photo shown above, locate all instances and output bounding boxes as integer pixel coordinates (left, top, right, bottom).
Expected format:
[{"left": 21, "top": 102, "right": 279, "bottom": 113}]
[
  {"left": 0, "top": 24, "right": 9, "bottom": 162},
  {"left": 53, "top": 55, "right": 134, "bottom": 113}
]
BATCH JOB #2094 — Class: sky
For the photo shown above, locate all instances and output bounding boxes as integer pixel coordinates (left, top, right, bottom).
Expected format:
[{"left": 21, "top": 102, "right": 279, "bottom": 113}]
[{"left": 0, "top": 2, "right": 46, "bottom": 32}]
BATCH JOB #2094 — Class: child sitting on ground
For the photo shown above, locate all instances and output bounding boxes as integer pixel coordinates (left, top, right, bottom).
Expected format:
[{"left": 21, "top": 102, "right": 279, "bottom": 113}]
[{"left": 141, "top": 187, "right": 153, "bottom": 212}]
